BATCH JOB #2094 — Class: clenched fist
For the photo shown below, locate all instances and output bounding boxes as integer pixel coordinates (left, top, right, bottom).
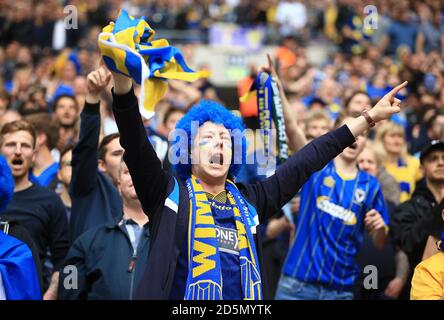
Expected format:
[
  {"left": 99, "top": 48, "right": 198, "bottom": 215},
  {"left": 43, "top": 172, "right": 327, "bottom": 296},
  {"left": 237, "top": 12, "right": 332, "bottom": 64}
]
[
  {"left": 364, "top": 209, "right": 386, "bottom": 233},
  {"left": 86, "top": 66, "right": 112, "bottom": 103}
]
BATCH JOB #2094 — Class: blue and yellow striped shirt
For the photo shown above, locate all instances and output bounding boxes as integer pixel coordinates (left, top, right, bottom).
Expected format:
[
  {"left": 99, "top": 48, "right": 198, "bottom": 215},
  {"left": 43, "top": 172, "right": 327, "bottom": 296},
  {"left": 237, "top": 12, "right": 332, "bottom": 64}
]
[{"left": 283, "top": 161, "right": 389, "bottom": 291}]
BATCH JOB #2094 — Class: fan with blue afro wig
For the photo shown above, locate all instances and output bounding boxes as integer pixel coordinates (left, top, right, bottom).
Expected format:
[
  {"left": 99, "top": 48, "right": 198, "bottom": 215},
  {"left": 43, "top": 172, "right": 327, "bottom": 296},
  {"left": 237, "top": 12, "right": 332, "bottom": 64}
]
[
  {"left": 0, "top": 155, "right": 14, "bottom": 213},
  {"left": 173, "top": 100, "right": 247, "bottom": 181}
]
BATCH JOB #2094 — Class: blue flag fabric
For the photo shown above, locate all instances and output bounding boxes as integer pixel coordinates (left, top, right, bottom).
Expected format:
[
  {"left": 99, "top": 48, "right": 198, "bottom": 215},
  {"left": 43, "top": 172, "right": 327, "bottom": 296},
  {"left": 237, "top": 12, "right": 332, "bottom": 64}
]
[
  {"left": 0, "top": 231, "right": 42, "bottom": 300},
  {"left": 0, "top": 155, "right": 13, "bottom": 212},
  {"left": 98, "top": 9, "right": 210, "bottom": 119}
]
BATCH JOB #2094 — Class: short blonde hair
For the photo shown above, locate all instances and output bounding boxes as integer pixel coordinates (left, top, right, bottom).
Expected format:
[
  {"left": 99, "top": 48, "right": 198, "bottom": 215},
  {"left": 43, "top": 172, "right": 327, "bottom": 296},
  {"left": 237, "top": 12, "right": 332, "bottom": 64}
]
[
  {"left": 373, "top": 121, "right": 408, "bottom": 163},
  {"left": 361, "top": 141, "right": 382, "bottom": 169},
  {"left": 304, "top": 109, "right": 331, "bottom": 128},
  {"left": 0, "top": 119, "right": 36, "bottom": 149}
]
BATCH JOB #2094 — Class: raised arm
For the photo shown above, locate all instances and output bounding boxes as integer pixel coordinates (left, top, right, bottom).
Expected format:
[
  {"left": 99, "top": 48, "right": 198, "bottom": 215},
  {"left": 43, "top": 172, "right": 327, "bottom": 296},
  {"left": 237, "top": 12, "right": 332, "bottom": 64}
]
[
  {"left": 243, "top": 124, "right": 355, "bottom": 221},
  {"left": 111, "top": 72, "right": 169, "bottom": 218},
  {"left": 242, "top": 82, "right": 408, "bottom": 221},
  {"left": 346, "top": 81, "right": 407, "bottom": 137},
  {"left": 264, "top": 54, "right": 307, "bottom": 152},
  {"left": 44, "top": 195, "right": 69, "bottom": 300},
  {"left": 69, "top": 69, "right": 111, "bottom": 197}
]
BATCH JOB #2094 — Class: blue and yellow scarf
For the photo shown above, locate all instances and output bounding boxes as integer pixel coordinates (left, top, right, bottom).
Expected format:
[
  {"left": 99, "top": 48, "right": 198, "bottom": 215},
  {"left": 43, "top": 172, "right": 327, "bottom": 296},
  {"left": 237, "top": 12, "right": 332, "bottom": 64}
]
[
  {"left": 184, "top": 175, "right": 262, "bottom": 300},
  {"left": 240, "top": 72, "right": 288, "bottom": 164},
  {"left": 98, "top": 10, "right": 210, "bottom": 119}
]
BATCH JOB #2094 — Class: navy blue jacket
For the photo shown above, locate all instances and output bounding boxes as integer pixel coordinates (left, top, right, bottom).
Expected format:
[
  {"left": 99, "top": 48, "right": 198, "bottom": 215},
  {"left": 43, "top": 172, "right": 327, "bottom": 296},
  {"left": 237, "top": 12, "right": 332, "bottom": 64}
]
[
  {"left": 112, "top": 88, "right": 355, "bottom": 300},
  {"left": 69, "top": 102, "right": 123, "bottom": 242},
  {"left": 58, "top": 215, "right": 150, "bottom": 300}
]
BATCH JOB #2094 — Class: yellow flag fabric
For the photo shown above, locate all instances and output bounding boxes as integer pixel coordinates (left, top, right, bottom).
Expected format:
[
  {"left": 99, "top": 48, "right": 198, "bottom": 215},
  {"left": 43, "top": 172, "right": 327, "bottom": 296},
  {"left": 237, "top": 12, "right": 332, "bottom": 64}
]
[{"left": 98, "top": 10, "right": 210, "bottom": 119}]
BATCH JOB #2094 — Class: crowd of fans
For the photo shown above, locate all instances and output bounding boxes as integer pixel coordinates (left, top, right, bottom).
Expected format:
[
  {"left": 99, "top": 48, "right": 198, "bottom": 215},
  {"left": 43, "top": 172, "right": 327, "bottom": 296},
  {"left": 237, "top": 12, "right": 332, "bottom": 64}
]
[{"left": 1, "top": 0, "right": 444, "bottom": 300}]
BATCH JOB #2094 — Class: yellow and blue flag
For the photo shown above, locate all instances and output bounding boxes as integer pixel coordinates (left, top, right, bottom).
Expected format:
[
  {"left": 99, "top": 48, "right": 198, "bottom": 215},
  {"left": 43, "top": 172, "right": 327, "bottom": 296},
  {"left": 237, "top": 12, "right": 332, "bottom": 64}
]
[{"left": 98, "top": 10, "right": 210, "bottom": 119}]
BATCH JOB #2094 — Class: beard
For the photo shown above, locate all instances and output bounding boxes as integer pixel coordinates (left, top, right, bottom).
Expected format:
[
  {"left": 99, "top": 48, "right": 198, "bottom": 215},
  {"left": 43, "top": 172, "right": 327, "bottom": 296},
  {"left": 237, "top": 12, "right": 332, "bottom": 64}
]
[
  {"left": 428, "top": 176, "right": 444, "bottom": 185},
  {"left": 60, "top": 121, "right": 76, "bottom": 129}
]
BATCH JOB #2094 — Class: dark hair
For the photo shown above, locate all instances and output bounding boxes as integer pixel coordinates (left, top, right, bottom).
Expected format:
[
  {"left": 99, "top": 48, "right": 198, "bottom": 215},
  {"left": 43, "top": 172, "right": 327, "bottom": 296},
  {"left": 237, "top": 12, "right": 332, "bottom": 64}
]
[
  {"left": 308, "top": 97, "right": 327, "bottom": 109},
  {"left": 344, "top": 91, "right": 370, "bottom": 110},
  {"left": 98, "top": 133, "right": 120, "bottom": 161},
  {"left": 333, "top": 111, "right": 350, "bottom": 129},
  {"left": 52, "top": 94, "right": 78, "bottom": 112},
  {"left": 24, "top": 112, "right": 60, "bottom": 150},
  {"left": 60, "top": 143, "right": 74, "bottom": 160},
  {"left": 17, "top": 100, "right": 43, "bottom": 116},
  {"left": 0, "top": 119, "right": 36, "bottom": 149},
  {"left": 163, "top": 106, "right": 185, "bottom": 126},
  {"left": 28, "top": 84, "right": 47, "bottom": 98},
  {"left": 280, "top": 35, "right": 299, "bottom": 46},
  {"left": 426, "top": 109, "right": 444, "bottom": 130},
  {"left": 0, "top": 90, "right": 11, "bottom": 109}
]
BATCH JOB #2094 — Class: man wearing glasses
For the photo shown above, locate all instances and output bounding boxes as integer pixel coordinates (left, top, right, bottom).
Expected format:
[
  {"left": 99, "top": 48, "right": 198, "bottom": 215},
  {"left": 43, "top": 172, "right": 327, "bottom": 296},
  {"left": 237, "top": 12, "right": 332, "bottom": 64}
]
[{"left": 56, "top": 144, "right": 73, "bottom": 223}]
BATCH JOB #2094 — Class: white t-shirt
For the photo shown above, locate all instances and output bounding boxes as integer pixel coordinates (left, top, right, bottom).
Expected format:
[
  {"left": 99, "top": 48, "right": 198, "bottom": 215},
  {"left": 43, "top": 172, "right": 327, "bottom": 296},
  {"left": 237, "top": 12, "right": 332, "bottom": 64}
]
[
  {"left": 52, "top": 19, "right": 67, "bottom": 51},
  {"left": 275, "top": 1, "right": 307, "bottom": 34}
]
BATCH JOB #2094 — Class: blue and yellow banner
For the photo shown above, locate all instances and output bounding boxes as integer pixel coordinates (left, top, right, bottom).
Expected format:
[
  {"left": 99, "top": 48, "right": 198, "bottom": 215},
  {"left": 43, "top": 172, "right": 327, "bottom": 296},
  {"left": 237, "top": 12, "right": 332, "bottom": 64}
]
[
  {"left": 98, "top": 10, "right": 210, "bottom": 119},
  {"left": 240, "top": 72, "right": 288, "bottom": 164}
]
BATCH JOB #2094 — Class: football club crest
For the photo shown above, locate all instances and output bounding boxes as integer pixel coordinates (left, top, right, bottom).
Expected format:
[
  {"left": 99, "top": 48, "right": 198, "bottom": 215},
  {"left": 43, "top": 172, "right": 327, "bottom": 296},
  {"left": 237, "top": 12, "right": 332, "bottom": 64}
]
[
  {"left": 323, "top": 176, "right": 335, "bottom": 188},
  {"left": 354, "top": 188, "right": 366, "bottom": 203}
]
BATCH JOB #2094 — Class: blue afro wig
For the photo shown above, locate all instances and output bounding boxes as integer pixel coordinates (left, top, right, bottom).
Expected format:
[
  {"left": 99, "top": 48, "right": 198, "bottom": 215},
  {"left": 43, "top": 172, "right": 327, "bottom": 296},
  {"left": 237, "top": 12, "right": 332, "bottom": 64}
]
[
  {"left": 173, "top": 100, "right": 247, "bottom": 181},
  {"left": 0, "top": 155, "right": 14, "bottom": 213}
]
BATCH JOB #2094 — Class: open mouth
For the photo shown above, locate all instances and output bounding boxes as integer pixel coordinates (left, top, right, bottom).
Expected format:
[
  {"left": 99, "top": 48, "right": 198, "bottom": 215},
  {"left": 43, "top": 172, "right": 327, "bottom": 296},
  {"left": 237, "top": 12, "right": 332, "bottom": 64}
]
[
  {"left": 209, "top": 153, "right": 224, "bottom": 165},
  {"left": 348, "top": 143, "right": 358, "bottom": 150},
  {"left": 12, "top": 158, "right": 24, "bottom": 166}
]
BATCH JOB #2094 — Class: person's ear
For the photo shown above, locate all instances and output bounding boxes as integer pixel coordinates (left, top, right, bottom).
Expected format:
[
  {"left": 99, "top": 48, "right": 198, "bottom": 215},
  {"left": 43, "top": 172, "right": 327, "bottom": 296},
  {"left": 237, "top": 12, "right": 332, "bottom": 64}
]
[
  {"left": 57, "top": 169, "right": 62, "bottom": 181},
  {"left": 117, "top": 178, "right": 122, "bottom": 195},
  {"left": 31, "top": 149, "right": 36, "bottom": 164},
  {"left": 36, "top": 133, "right": 46, "bottom": 148},
  {"left": 98, "top": 159, "right": 107, "bottom": 173},
  {"left": 420, "top": 164, "right": 426, "bottom": 177}
]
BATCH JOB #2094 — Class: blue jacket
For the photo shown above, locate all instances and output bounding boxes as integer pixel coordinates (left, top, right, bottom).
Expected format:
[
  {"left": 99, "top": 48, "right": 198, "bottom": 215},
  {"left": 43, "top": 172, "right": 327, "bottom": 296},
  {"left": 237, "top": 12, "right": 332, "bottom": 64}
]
[
  {"left": 58, "top": 215, "right": 150, "bottom": 300},
  {"left": 112, "top": 88, "right": 355, "bottom": 299},
  {"left": 69, "top": 103, "right": 123, "bottom": 242}
]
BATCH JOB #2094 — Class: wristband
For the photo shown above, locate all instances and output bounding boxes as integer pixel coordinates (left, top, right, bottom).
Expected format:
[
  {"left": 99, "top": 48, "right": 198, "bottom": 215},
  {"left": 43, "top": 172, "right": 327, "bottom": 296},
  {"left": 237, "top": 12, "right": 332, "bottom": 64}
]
[{"left": 362, "top": 109, "right": 375, "bottom": 128}]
